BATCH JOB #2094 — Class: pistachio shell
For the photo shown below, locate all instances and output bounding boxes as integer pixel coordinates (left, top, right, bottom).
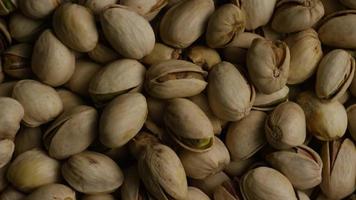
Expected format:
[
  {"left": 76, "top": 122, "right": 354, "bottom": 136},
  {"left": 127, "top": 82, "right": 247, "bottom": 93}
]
[
  {"left": 0, "top": 165, "right": 8, "bottom": 192},
  {"left": 187, "top": 45, "right": 221, "bottom": 71},
  {"left": 347, "top": 105, "right": 356, "bottom": 141},
  {"left": 62, "top": 151, "right": 124, "bottom": 194},
  {"left": 0, "top": 187, "right": 25, "bottom": 200},
  {"left": 239, "top": 0, "right": 277, "bottom": 30},
  {"left": 56, "top": 89, "right": 85, "bottom": 112},
  {"left": 0, "top": 139, "right": 14, "bottom": 168},
  {"left": 87, "top": 42, "right": 119, "bottom": 64},
  {"left": 0, "top": 19, "right": 12, "bottom": 54},
  {"left": 296, "top": 191, "right": 310, "bottom": 200},
  {"left": 82, "top": 194, "right": 116, "bottom": 200},
  {"left": 224, "top": 157, "right": 255, "bottom": 177},
  {"left": 14, "top": 127, "right": 42, "bottom": 157},
  {"left": 321, "top": 0, "right": 345, "bottom": 15},
  {"left": 120, "top": 166, "right": 141, "bottom": 200},
  {"left": 19, "top": 0, "right": 60, "bottom": 19},
  {"left": 12, "top": 80, "right": 63, "bottom": 127},
  {"left": 339, "top": 0, "right": 356, "bottom": 8},
  {"left": 7, "top": 149, "right": 61, "bottom": 192},
  {"left": 120, "top": 0, "right": 167, "bottom": 20},
  {"left": 2, "top": 43, "right": 32, "bottom": 79},
  {"left": 9, "top": 12, "right": 45, "bottom": 42},
  {"left": 226, "top": 32, "right": 263, "bottom": 49},
  {"left": 213, "top": 180, "right": 240, "bottom": 200},
  {"left": 187, "top": 187, "right": 210, "bottom": 200},
  {"left": 101, "top": 5, "right": 155, "bottom": 59},
  {"left": 160, "top": 0, "right": 214, "bottom": 48},
  {"left": 0, "top": 81, "right": 16, "bottom": 97},
  {"left": 142, "top": 43, "right": 181, "bottom": 66},
  {"left": 0, "top": 0, "right": 17, "bottom": 16},
  {"left": 190, "top": 171, "right": 230, "bottom": 196},
  {"left": 26, "top": 184, "right": 76, "bottom": 200},
  {"left": 253, "top": 86, "right": 289, "bottom": 111},
  {"left": 0, "top": 97, "right": 24, "bottom": 140},
  {"left": 79, "top": 0, "right": 117, "bottom": 15}
]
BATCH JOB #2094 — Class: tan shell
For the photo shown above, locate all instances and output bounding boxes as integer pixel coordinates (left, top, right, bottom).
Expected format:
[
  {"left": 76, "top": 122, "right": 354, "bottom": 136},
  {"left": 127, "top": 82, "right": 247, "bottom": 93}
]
[
  {"left": 3, "top": 43, "right": 32, "bottom": 79},
  {"left": 31, "top": 29, "right": 75, "bottom": 87},
  {"left": 208, "top": 61, "right": 255, "bottom": 121},
  {"left": 226, "top": 32, "right": 263, "bottom": 49},
  {"left": 12, "top": 80, "right": 63, "bottom": 127},
  {"left": 347, "top": 105, "right": 356, "bottom": 141},
  {"left": 7, "top": 149, "right": 61, "bottom": 192},
  {"left": 100, "top": 93, "right": 147, "bottom": 148},
  {"left": 0, "top": 97, "right": 24, "bottom": 140},
  {"left": 0, "top": 0, "right": 17, "bottom": 16},
  {"left": 26, "top": 184, "right": 76, "bottom": 200},
  {"left": 339, "top": 0, "right": 356, "bottom": 8},
  {"left": 285, "top": 28, "right": 323, "bottom": 84},
  {"left": 120, "top": 0, "right": 167, "bottom": 20},
  {"left": 190, "top": 172, "right": 230, "bottom": 196},
  {"left": 53, "top": 3, "right": 98, "bottom": 52},
  {"left": 101, "top": 5, "right": 155, "bottom": 59},
  {"left": 320, "top": 139, "right": 356, "bottom": 199},
  {"left": 145, "top": 60, "right": 207, "bottom": 99},
  {"left": 272, "top": 0, "right": 325, "bottom": 33},
  {"left": 247, "top": 38, "right": 290, "bottom": 94},
  {"left": 316, "top": 49, "right": 355, "bottom": 101},
  {"left": 224, "top": 157, "right": 255, "bottom": 177},
  {"left": 9, "top": 12, "right": 45, "bottom": 42},
  {"left": 19, "top": 0, "right": 61, "bottom": 19},
  {"left": 160, "top": 0, "right": 214, "bottom": 48},
  {"left": 0, "top": 186, "right": 25, "bottom": 200},
  {"left": 226, "top": 110, "right": 267, "bottom": 160},
  {"left": 56, "top": 89, "right": 85, "bottom": 112},
  {"left": 62, "top": 151, "right": 124, "bottom": 194},
  {"left": 213, "top": 180, "right": 240, "bottom": 200},
  {"left": 187, "top": 187, "right": 210, "bottom": 200},
  {"left": 253, "top": 86, "right": 289, "bottom": 111},
  {"left": 79, "top": 0, "right": 117, "bottom": 15},
  {"left": 142, "top": 43, "right": 181, "bottom": 66},
  {"left": 0, "top": 139, "right": 14, "bottom": 168},
  {"left": 82, "top": 194, "right": 116, "bottom": 200},
  {"left": 88, "top": 42, "right": 119, "bottom": 64},
  {"left": 14, "top": 127, "right": 42, "bottom": 157},
  {"left": 187, "top": 45, "right": 221, "bottom": 71}
]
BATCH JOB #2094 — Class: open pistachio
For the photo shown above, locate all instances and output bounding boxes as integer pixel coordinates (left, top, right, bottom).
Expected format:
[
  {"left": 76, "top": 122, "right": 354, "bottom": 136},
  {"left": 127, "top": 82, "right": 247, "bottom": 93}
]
[
  {"left": 19, "top": 0, "right": 61, "bottom": 19},
  {"left": 339, "top": 0, "right": 356, "bottom": 8},
  {"left": 0, "top": 186, "right": 25, "bottom": 200},
  {"left": 253, "top": 86, "right": 289, "bottom": 111},
  {"left": 0, "top": 139, "right": 14, "bottom": 168},
  {"left": 247, "top": 38, "right": 290, "bottom": 94},
  {"left": 88, "top": 42, "right": 119, "bottom": 64},
  {"left": 206, "top": 3, "right": 245, "bottom": 48},
  {"left": 272, "top": 0, "right": 325, "bottom": 33},
  {"left": 145, "top": 60, "right": 207, "bottom": 99},
  {"left": 316, "top": 49, "right": 355, "bottom": 101},
  {"left": 347, "top": 105, "right": 356, "bottom": 141},
  {"left": 14, "top": 127, "right": 42, "bottom": 157},
  {"left": 0, "top": 97, "right": 24, "bottom": 140},
  {"left": 79, "top": 0, "right": 117, "bottom": 15},
  {"left": 26, "top": 184, "right": 76, "bottom": 200},
  {"left": 56, "top": 89, "right": 85, "bottom": 112},
  {"left": 12, "top": 80, "right": 63, "bottom": 127},
  {"left": 142, "top": 43, "right": 181, "bottom": 66},
  {"left": 285, "top": 28, "right": 323, "bottom": 84},
  {"left": 120, "top": 0, "right": 167, "bottom": 21},
  {"left": 208, "top": 61, "right": 255, "bottom": 121},
  {"left": 187, "top": 45, "right": 221, "bottom": 71},
  {"left": 82, "top": 194, "right": 116, "bottom": 200},
  {"left": 160, "top": 0, "right": 214, "bottom": 48},
  {"left": 0, "top": 0, "right": 17, "bottom": 15},
  {"left": 187, "top": 187, "right": 210, "bottom": 200},
  {"left": 7, "top": 149, "right": 61, "bottom": 192},
  {"left": 101, "top": 5, "right": 155, "bottom": 59},
  {"left": 190, "top": 171, "right": 230, "bottom": 196},
  {"left": 226, "top": 111, "right": 267, "bottom": 160},
  {"left": 62, "top": 151, "right": 124, "bottom": 194},
  {"left": 9, "top": 12, "right": 45, "bottom": 43},
  {"left": 320, "top": 139, "right": 356, "bottom": 199},
  {"left": 2, "top": 43, "right": 32, "bottom": 79},
  {"left": 0, "top": 19, "right": 11, "bottom": 54}
]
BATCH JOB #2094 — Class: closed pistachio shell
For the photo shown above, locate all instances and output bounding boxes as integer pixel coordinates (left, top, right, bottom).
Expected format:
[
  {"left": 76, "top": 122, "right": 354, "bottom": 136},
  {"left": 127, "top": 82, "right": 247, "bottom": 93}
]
[
  {"left": 187, "top": 45, "right": 221, "bottom": 71},
  {"left": 56, "top": 89, "right": 85, "bottom": 112},
  {"left": 187, "top": 187, "right": 210, "bottom": 200},
  {"left": 238, "top": 0, "right": 276, "bottom": 30},
  {"left": 101, "top": 5, "right": 155, "bottom": 59},
  {"left": 2, "top": 43, "right": 32, "bottom": 79},
  {"left": 0, "top": 186, "right": 25, "bottom": 200},
  {"left": 160, "top": 0, "right": 214, "bottom": 48},
  {"left": 0, "top": 97, "right": 24, "bottom": 140},
  {"left": 14, "top": 127, "right": 42, "bottom": 157},
  {"left": 120, "top": 0, "right": 167, "bottom": 20},
  {"left": 316, "top": 49, "right": 355, "bottom": 101},
  {"left": 253, "top": 86, "right": 289, "bottom": 111},
  {"left": 190, "top": 171, "right": 230, "bottom": 196},
  {"left": 100, "top": 93, "right": 147, "bottom": 148},
  {"left": 31, "top": 30, "right": 75, "bottom": 87},
  {"left": 82, "top": 194, "right": 116, "bottom": 200},
  {"left": 88, "top": 42, "right": 119, "bottom": 64},
  {"left": 62, "top": 151, "right": 124, "bottom": 194},
  {"left": 145, "top": 60, "right": 207, "bottom": 99},
  {"left": 226, "top": 111, "right": 267, "bottom": 160},
  {"left": 7, "top": 149, "right": 61, "bottom": 192},
  {"left": 53, "top": 3, "right": 98, "bottom": 52},
  {"left": 339, "top": 0, "right": 356, "bottom": 8},
  {"left": 9, "top": 12, "right": 45, "bottom": 42},
  {"left": 347, "top": 105, "right": 356, "bottom": 141},
  {"left": 12, "top": 80, "right": 63, "bottom": 127},
  {"left": 0, "top": 0, "right": 17, "bottom": 16},
  {"left": 19, "top": 0, "right": 60, "bottom": 19},
  {"left": 26, "top": 184, "right": 76, "bottom": 200},
  {"left": 79, "top": 0, "right": 117, "bottom": 15},
  {"left": 142, "top": 43, "right": 181, "bottom": 66},
  {"left": 0, "top": 139, "right": 14, "bottom": 168}
]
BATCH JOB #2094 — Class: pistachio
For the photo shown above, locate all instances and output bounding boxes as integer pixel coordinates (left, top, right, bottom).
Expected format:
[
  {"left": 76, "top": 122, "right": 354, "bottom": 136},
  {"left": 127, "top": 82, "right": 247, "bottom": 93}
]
[
  {"left": 296, "top": 191, "right": 310, "bottom": 200},
  {"left": 12, "top": 80, "right": 63, "bottom": 127},
  {"left": 226, "top": 32, "right": 263, "bottom": 49},
  {"left": 146, "top": 96, "right": 166, "bottom": 130},
  {"left": 79, "top": 0, "right": 117, "bottom": 15},
  {"left": 224, "top": 157, "right": 255, "bottom": 177},
  {"left": 0, "top": 97, "right": 24, "bottom": 140},
  {"left": 19, "top": 0, "right": 61, "bottom": 19},
  {"left": 347, "top": 105, "right": 356, "bottom": 141},
  {"left": 321, "top": 0, "right": 345, "bottom": 15},
  {"left": 339, "top": 0, "right": 356, "bottom": 8},
  {"left": 316, "top": 49, "right": 355, "bottom": 101},
  {"left": 247, "top": 38, "right": 290, "bottom": 94},
  {"left": 0, "top": 81, "right": 16, "bottom": 97},
  {"left": 82, "top": 194, "right": 116, "bottom": 200},
  {"left": 0, "top": 139, "right": 14, "bottom": 168},
  {"left": 9, "top": 12, "right": 45, "bottom": 43},
  {"left": 253, "top": 86, "right": 289, "bottom": 111},
  {"left": 56, "top": 89, "right": 85, "bottom": 112},
  {"left": 190, "top": 171, "right": 230, "bottom": 196},
  {"left": 187, "top": 187, "right": 210, "bottom": 200},
  {"left": 87, "top": 42, "right": 119, "bottom": 64},
  {"left": 0, "top": 186, "right": 25, "bottom": 200},
  {"left": 120, "top": 166, "right": 142, "bottom": 200},
  {"left": 0, "top": 19, "right": 11, "bottom": 54},
  {"left": 187, "top": 45, "right": 221, "bottom": 71},
  {"left": 26, "top": 184, "right": 76, "bottom": 200},
  {"left": 14, "top": 127, "right": 42, "bottom": 157},
  {"left": 0, "top": 0, "right": 17, "bottom": 16},
  {"left": 213, "top": 179, "right": 240, "bottom": 200},
  {"left": 142, "top": 43, "right": 181, "bottom": 66},
  {"left": 2, "top": 43, "right": 32, "bottom": 79},
  {"left": 120, "top": 0, "right": 167, "bottom": 20},
  {"left": 0, "top": 165, "right": 8, "bottom": 192},
  {"left": 145, "top": 60, "right": 207, "bottom": 99},
  {"left": 101, "top": 5, "right": 155, "bottom": 59},
  {"left": 62, "top": 151, "right": 124, "bottom": 194},
  {"left": 160, "top": 0, "right": 214, "bottom": 48},
  {"left": 7, "top": 149, "right": 61, "bottom": 192},
  {"left": 31, "top": 29, "right": 75, "bottom": 87}
]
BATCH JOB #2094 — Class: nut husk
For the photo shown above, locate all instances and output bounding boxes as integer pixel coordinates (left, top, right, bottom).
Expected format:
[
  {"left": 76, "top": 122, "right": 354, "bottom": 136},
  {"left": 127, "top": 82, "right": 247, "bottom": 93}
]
[
  {"left": 142, "top": 43, "right": 181, "bottom": 66},
  {"left": 0, "top": 97, "right": 24, "bottom": 140},
  {"left": 25, "top": 184, "right": 76, "bottom": 200},
  {"left": 120, "top": 0, "right": 167, "bottom": 20},
  {"left": 0, "top": 139, "right": 14, "bottom": 168},
  {"left": 14, "top": 127, "right": 42, "bottom": 157},
  {"left": 19, "top": 0, "right": 61, "bottom": 19},
  {"left": 253, "top": 86, "right": 289, "bottom": 111},
  {"left": 9, "top": 12, "right": 45, "bottom": 43},
  {"left": 347, "top": 104, "right": 356, "bottom": 141},
  {"left": 187, "top": 45, "right": 221, "bottom": 71},
  {"left": 2, "top": 43, "right": 32, "bottom": 79}
]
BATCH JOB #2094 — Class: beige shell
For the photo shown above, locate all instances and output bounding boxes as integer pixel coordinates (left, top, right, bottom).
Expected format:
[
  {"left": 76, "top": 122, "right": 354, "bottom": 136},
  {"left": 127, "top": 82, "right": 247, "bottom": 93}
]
[
  {"left": 316, "top": 49, "right": 355, "bottom": 101},
  {"left": 160, "top": 0, "right": 214, "bottom": 48},
  {"left": 31, "top": 29, "right": 75, "bottom": 87},
  {"left": 145, "top": 60, "right": 207, "bottom": 99},
  {"left": 226, "top": 110, "right": 267, "bottom": 160},
  {"left": 100, "top": 5, "right": 155, "bottom": 59},
  {"left": 0, "top": 0, "right": 17, "bottom": 16},
  {"left": 100, "top": 93, "right": 147, "bottom": 148},
  {"left": 0, "top": 97, "right": 24, "bottom": 140},
  {"left": 9, "top": 12, "right": 45, "bottom": 42},
  {"left": 0, "top": 139, "right": 14, "bottom": 168},
  {"left": 82, "top": 194, "right": 116, "bottom": 200},
  {"left": 347, "top": 105, "right": 356, "bottom": 141},
  {"left": 187, "top": 187, "right": 210, "bottom": 200},
  {"left": 253, "top": 86, "right": 289, "bottom": 111},
  {"left": 19, "top": 0, "right": 61, "bottom": 19},
  {"left": 7, "top": 149, "right": 61, "bottom": 192},
  {"left": 3, "top": 43, "right": 32, "bottom": 79},
  {"left": 56, "top": 89, "right": 85, "bottom": 112},
  {"left": 339, "top": 0, "right": 356, "bottom": 8},
  {"left": 26, "top": 184, "right": 76, "bottom": 200},
  {"left": 62, "top": 151, "right": 124, "bottom": 194},
  {"left": 190, "top": 172, "right": 230, "bottom": 196},
  {"left": 120, "top": 0, "right": 167, "bottom": 20},
  {"left": 142, "top": 43, "right": 181, "bottom": 66},
  {"left": 14, "top": 127, "right": 42, "bottom": 157},
  {"left": 0, "top": 186, "right": 25, "bottom": 200},
  {"left": 53, "top": 3, "right": 98, "bottom": 52},
  {"left": 224, "top": 157, "right": 255, "bottom": 177},
  {"left": 213, "top": 180, "right": 240, "bottom": 200},
  {"left": 12, "top": 80, "right": 63, "bottom": 127},
  {"left": 88, "top": 42, "right": 119, "bottom": 64},
  {"left": 79, "top": 0, "right": 117, "bottom": 15},
  {"left": 208, "top": 61, "right": 255, "bottom": 121},
  {"left": 187, "top": 45, "right": 221, "bottom": 71}
]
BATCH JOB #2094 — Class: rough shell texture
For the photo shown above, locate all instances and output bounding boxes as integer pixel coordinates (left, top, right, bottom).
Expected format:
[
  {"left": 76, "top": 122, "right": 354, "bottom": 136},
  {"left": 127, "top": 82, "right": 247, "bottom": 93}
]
[
  {"left": 0, "top": 97, "right": 24, "bottom": 140},
  {"left": 240, "top": 0, "right": 277, "bottom": 30},
  {"left": 25, "top": 184, "right": 76, "bottom": 200},
  {"left": 19, "top": 0, "right": 61, "bottom": 19}
]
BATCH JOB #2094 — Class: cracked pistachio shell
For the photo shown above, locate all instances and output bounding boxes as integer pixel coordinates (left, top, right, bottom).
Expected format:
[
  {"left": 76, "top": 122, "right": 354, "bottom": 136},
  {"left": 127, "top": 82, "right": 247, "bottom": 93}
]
[
  {"left": 238, "top": 0, "right": 276, "bottom": 30},
  {"left": 285, "top": 29, "right": 323, "bottom": 84},
  {"left": 0, "top": 97, "right": 24, "bottom": 140},
  {"left": 0, "top": 19, "right": 12, "bottom": 54},
  {"left": 138, "top": 144, "right": 188, "bottom": 200},
  {"left": 142, "top": 43, "right": 181, "bottom": 66},
  {"left": 3, "top": 43, "right": 32, "bottom": 79},
  {"left": 347, "top": 105, "right": 356, "bottom": 141},
  {"left": 88, "top": 42, "right": 119, "bottom": 64},
  {"left": 160, "top": 0, "right": 214, "bottom": 48},
  {"left": 208, "top": 61, "right": 255, "bottom": 121},
  {"left": 190, "top": 171, "right": 230, "bottom": 196},
  {"left": 266, "top": 145, "right": 323, "bottom": 190},
  {"left": 339, "top": 0, "right": 356, "bottom": 8},
  {"left": 0, "top": 0, "right": 16, "bottom": 15},
  {"left": 43, "top": 105, "right": 98, "bottom": 159},
  {"left": 62, "top": 151, "right": 124, "bottom": 194},
  {"left": 320, "top": 139, "right": 356, "bottom": 199},
  {"left": 206, "top": 4, "right": 245, "bottom": 48},
  {"left": 187, "top": 187, "right": 210, "bottom": 200},
  {"left": 253, "top": 86, "right": 289, "bottom": 111},
  {"left": 79, "top": 0, "right": 117, "bottom": 15},
  {"left": 89, "top": 59, "right": 146, "bottom": 105},
  {"left": 31, "top": 30, "right": 75, "bottom": 87},
  {"left": 12, "top": 80, "right": 63, "bottom": 127},
  {"left": 19, "top": 0, "right": 60, "bottom": 19},
  {"left": 318, "top": 10, "right": 356, "bottom": 48},
  {"left": 240, "top": 167, "right": 297, "bottom": 200},
  {"left": 53, "top": 3, "right": 98, "bottom": 52},
  {"left": 296, "top": 91, "right": 347, "bottom": 141},
  {"left": 82, "top": 194, "right": 116, "bottom": 200},
  {"left": 179, "top": 137, "right": 230, "bottom": 179},
  {"left": 14, "top": 127, "right": 42, "bottom": 157},
  {"left": 100, "top": 93, "right": 147, "bottom": 148},
  {"left": 120, "top": 0, "right": 167, "bottom": 20},
  {"left": 226, "top": 111, "right": 267, "bottom": 160},
  {"left": 9, "top": 12, "right": 45, "bottom": 43},
  {"left": 56, "top": 89, "right": 85, "bottom": 112},
  {"left": 272, "top": 0, "right": 325, "bottom": 33},
  {"left": 0, "top": 139, "right": 14, "bottom": 168},
  {"left": 145, "top": 60, "right": 207, "bottom": 99},
  {"left": 316, "top": 49, "right": 355, "bottom": 101},
  {"left": 164, "top": 98, "right": 214, "bottom": 152},
  {"left": 0, "top": 187, "right": 25, "bottom": 200},
  {"left": 101, "top": 5, "right": 155, "bottom": 59},
  {"left": 26, "top": 184, "right": 76, "bottom": 200},
  {"left": 7, "top": 149, "right": 60, "bottom": 192},
  {"left": 247, "top": 38, "right": 290, "bottom": 94},
  {"left": 187, "top": 45, "right": 221, "bottom": 71},
  {"left": 265, "top": 101, "right": 306, "bottom": 150}
]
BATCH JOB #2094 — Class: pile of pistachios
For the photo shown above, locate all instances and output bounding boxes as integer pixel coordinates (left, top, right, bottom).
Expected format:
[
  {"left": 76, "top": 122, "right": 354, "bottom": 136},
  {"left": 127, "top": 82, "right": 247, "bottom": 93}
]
[{"left": 0, "top": 0, "right": 355, "bottom": 199}]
